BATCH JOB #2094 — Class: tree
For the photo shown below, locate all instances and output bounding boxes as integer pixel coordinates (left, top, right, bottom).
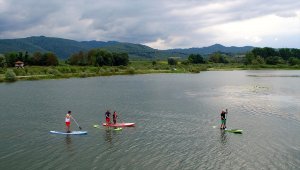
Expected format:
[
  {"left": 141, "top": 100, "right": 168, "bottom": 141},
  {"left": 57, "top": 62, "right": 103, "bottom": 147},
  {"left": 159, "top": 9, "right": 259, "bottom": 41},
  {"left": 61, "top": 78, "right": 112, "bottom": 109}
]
[
  {"left": 278, "top": 48, "right": 291, "bottom": 61},
  {"left": 255, "top": 56, "right": 265, "bottom": 64},
  {"left": 5, "top": 52, "right": 18, "bottom": 67},
  {"left": 209, "top": 53, "right": 229, "bottom": 63},
  {"left": 112, "top": 53, "right": 129, "bottom": 66},
  {"left": 252, "top": 47, "right": 278, "bottom": 59},
  {"left": 291, "top": 48, "right": 300, "bottom": 59},
  {"left": 0, "top": 54, "right": 6, "bottom": 67},
  {"left": 168, "top": 57, "right": 177, "bottom": 65},
  {"left": 30, "top": 52, "right": 42, "bottom": 65},
  {"left": 152, "top": 60, "right": 157, "bottom": 66},
  {"left": 265, "top": 56, "right": 284, "bottom": 65},
  {"left": 17, "top": 52, "right": 23, "bottom": 61},
  {"left": 78, "top": 51, "right": 87, "bottom": 66},
  {"left": 24, "top": 51, "right": 29, "bottom": 64},
  {"left": 244, "top": 52, "right": 255, "bottom": 65},
  {"left": 45, "top": 52, "right": 59, "bottom": 66},
  {"left": 188, "top": 54, "right": 205, "bottom": 64},
  {"left": 288, "top": 57, "right": 300, "bottom": 66},
  {"left": 68, "top": 53, "right": 79, "bottom": 65},
  {"left": 68, "top": 49, "right": 129, "bottom": 66}
]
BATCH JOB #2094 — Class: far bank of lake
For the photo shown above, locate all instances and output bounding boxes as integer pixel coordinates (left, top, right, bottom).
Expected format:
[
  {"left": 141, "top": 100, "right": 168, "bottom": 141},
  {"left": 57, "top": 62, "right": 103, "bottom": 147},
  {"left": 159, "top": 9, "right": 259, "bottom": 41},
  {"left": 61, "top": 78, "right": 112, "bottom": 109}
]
[{"left": 1, "top": 62, "right": 300, "bottom": 82}]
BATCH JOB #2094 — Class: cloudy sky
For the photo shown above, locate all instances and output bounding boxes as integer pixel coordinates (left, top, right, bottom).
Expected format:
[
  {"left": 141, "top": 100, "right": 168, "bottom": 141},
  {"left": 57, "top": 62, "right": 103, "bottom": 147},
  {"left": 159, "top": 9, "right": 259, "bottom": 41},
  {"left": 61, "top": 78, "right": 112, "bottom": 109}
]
[{"left": 0, "top": 0, "right": 299, "bottom": 49}]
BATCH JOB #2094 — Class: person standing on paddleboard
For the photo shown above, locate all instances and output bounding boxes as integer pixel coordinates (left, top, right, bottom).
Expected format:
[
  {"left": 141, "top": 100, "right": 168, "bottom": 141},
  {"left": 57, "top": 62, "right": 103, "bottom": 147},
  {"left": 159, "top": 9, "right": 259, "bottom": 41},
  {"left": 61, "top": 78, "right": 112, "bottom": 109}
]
[
  {"left": 65, "top": 111, "right": 72, "bottom": 133},
  {"left": 220, "top": 109, "right": 228, "bottom": 129},
  {"left": 112, "top": 111, "right": 118, "bottom": 124},
  {"left": 105, "top": 110, "right": 111, "bottom": 124}
]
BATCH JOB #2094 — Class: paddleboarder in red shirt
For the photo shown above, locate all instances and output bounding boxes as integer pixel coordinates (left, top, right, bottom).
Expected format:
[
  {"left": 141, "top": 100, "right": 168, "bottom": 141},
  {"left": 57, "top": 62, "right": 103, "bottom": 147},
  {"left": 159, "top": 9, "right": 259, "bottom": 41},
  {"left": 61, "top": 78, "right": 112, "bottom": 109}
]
[{"left": 113, "top": 111, "right": 118, "bottom": 124}]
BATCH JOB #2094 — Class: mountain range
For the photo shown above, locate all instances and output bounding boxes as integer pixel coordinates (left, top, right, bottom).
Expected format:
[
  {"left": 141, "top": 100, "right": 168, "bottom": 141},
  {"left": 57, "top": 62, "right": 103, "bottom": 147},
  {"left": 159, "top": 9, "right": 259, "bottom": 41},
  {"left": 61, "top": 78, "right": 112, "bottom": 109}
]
[{"left": 0, "top": 36, "right": 254, "bottom": 59}]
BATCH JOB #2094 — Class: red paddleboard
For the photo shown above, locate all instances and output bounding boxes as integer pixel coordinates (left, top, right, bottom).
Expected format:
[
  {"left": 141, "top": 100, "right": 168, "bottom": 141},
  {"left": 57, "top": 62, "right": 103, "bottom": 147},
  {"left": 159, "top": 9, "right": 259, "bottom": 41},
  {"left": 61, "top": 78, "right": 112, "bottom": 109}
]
[{"left": 102, "top": 123, "right": 135, "bottom": 127}]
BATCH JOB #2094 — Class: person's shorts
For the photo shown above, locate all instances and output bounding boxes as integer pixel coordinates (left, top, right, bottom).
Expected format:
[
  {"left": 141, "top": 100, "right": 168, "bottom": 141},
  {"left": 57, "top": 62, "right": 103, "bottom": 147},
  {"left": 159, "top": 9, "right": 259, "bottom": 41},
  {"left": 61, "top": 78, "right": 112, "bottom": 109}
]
[
  {"left": 66, "top": 122, "right": 70, "bottom": 127},
  {"left": 221, "top": 119, "right": 226, "bottom": 124},
  {"left": 106, "top": 117, "right": 110, "bottom": 123}
]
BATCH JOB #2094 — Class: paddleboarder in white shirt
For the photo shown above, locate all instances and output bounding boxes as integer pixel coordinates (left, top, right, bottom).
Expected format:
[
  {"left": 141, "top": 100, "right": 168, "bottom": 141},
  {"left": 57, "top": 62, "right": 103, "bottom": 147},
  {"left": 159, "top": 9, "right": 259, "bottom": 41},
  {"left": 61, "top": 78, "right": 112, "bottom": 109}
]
[{"left": 65, "top": 111, "right": 72, "bottom": 133}]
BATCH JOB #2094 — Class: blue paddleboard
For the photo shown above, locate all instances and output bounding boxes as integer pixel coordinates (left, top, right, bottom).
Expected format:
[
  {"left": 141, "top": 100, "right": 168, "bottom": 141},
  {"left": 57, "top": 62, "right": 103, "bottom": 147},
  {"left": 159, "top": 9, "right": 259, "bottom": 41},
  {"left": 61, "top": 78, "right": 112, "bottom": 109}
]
[{"left": 50, "top": 131, "right": 87, "bottom": 135}]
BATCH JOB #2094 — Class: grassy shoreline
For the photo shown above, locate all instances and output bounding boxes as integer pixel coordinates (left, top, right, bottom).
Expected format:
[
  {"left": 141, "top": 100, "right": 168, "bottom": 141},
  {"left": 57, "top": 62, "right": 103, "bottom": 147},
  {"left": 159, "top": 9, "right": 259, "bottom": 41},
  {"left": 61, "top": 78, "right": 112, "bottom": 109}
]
[{"left": 1, "top": 62, "right": 300, "bottom": 82}]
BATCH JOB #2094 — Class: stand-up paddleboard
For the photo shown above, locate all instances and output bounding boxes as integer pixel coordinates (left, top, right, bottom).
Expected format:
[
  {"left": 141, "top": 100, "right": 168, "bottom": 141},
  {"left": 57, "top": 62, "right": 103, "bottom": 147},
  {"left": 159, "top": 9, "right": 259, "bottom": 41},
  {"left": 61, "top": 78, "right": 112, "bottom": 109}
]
[
  {"left": 93, "top": 125, "right": 100, "bottom": 128},
  {"left": 224, "top": 129, "right": 242, "bottom": 134},
  {"left": 94, "top": 124, "right": 122, "bottom": 131},
  {"left": 102, "top": 123, "right": 135, "bottom": 127},
  {"left": 50, "top": 131, "right": 87, "bottom": 135},
  {"left": 113, "top": 128, "right": 123, "bottom": 131}
]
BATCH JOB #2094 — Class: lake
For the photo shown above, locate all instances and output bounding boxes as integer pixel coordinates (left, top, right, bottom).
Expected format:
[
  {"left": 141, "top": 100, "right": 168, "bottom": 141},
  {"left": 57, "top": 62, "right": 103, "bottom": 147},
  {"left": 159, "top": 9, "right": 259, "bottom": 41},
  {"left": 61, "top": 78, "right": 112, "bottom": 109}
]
[{"left": 0, "top": 70, "right": 300, "bottom": 170}]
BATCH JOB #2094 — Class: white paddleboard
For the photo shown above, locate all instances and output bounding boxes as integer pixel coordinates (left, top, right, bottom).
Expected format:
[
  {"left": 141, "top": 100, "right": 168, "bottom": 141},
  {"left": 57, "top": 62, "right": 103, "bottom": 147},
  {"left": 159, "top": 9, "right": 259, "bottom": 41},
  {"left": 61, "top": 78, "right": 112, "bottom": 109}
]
[{"left": 50, "top": 131, "right": 87, "bottom": 135}]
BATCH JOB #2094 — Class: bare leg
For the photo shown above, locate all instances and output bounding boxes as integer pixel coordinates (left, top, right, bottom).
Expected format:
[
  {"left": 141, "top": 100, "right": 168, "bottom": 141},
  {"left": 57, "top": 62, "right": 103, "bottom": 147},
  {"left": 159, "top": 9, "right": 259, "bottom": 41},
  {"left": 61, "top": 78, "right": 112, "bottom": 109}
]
[{"left": 67, "top": 125, "right": 70, "bottom": 133}]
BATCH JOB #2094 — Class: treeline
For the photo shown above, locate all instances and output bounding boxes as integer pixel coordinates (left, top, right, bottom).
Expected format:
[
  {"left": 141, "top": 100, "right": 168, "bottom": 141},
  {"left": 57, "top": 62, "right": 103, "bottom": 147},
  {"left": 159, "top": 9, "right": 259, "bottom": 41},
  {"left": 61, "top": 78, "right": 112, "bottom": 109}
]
[
  {"left": 0, "top": 51, "right": 59, "bottom": 67},
  {"left": 245, "top": 47, "right": 300, "bottom": 65},
  {"left": 68, "top": 49, "right": 129, "bottom": 66},
  {"left": 174, "top": 53, "right": 230, "bottom": 65},
  {"left": 180, "top": 47, "right": 300, "bottom": 65}
]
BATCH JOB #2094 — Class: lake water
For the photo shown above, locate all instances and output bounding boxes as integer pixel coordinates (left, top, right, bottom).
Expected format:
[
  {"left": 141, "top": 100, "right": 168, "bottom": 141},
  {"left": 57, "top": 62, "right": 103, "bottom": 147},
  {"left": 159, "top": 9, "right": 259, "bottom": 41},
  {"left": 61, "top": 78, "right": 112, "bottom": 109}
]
[{"left": 0, "top": 70, "right": 300, "bottom": 170}]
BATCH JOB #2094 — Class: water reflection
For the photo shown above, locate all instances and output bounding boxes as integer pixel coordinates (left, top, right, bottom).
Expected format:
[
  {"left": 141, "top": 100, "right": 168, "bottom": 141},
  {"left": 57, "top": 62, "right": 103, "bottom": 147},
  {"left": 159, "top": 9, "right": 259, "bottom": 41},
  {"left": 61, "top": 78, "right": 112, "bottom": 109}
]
[
  {"left": 104, "top": 128, "right": 112, "bottom": 143},
  {"left": 65, "top": 135, "right": 73, "bottom": 151},
  {"left": 220, "top": 129, "right": 227, "bottom": 144},
  {"left": 65, "top": 135, "right": 72, "bottom": 145},
  {"left": 104, "top": 127, "right": 122, "bottom": 144}
]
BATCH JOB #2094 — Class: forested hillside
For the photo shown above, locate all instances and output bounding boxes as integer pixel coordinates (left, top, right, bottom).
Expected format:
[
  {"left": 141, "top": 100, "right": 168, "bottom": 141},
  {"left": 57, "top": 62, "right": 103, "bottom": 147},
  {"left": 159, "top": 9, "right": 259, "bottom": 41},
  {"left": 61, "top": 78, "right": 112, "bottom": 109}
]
[{"left": 0, "top": 36, "right": 254, "bottom": 59}]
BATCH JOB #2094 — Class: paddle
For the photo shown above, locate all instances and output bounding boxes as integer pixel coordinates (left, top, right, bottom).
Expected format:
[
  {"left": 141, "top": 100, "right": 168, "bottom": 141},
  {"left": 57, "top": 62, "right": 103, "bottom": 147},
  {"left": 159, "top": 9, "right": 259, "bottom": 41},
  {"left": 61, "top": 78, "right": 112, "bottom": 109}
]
[{"left": 71, "top": 116, "right": 82, "bottom": 130}]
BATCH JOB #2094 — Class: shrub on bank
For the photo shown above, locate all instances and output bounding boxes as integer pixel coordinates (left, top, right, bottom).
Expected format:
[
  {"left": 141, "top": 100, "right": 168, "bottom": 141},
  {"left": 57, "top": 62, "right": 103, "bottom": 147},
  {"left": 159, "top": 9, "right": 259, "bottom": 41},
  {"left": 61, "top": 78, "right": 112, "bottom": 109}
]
[
  {"left": 47, "top": 68, "right": 62, "bottom": 76},
  {"left": 0, "top": 68, "right": 6, "bottom": 74},
  {"left": 57, "top": 66, "right": 72, "bottom": 73},
  {"left": 189, "top": 67, "right": 201, "bottom": 73},
  {"left": 79, "top": 72, "right": 88, "bottom": 78},
  {"left": 5, "top": 69, "right": 17, "bottom": 81},
  {"left": 126, "top": 67, "right": 135, "bottom": 74},
  {"left": 13, "top": 68, "right": 26, "bottom": 76}
]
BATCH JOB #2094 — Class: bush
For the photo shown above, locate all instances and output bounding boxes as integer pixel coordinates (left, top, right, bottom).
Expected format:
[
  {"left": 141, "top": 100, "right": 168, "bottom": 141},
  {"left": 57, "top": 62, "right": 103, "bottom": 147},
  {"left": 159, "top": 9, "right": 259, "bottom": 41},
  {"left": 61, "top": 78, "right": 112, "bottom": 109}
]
[
  {"left": 57, "top": 66, "right": 71, "bottom": 73},
  {"left": 126, "top": 67, "right": 135, "bottom": 74},
  {"left": 47, "top": 68, "right": 62, "bottom": 76},
  {"left": 79, "top": 72, "right": 88, "bottom": 78},
  {"left": 13, "top": 68, "right": 26, "bottom": 76},
  {"left": 87, "top": 67, "right": 98, "bottom": 73},
  {"left": 5, "top": 69, "right": 17, "bottom": 81},
  {"left": 68, "top": 67, "right": 75, "bottom": 73},
  {"left": 118, "top": 65, "right": 127, "bottom": 70},
  {"left": 168, "top": 58, "right": 178, "bottom": 65},
  {"left": 189, "top": 67, "right": 201, "bottom": 73},
  {"left": 99, "top": 68, "right": 106, "bottom": 74},
  {"left": 181, "top": 60, "right": 190, "bottom": 65},
  {"left": 0, "top": 68, "right": 6, "bottom": 74},
  {"left": 108, "top": 68, "right": 114, "bottom": 73}
]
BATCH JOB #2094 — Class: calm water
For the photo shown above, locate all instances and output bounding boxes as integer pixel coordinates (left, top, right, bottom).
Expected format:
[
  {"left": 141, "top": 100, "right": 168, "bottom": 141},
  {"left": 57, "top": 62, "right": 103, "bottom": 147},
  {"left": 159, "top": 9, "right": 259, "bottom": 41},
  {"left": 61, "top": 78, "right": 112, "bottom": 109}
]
[{"left": 0, "top": 70, "right": 300, "bottom": 170}]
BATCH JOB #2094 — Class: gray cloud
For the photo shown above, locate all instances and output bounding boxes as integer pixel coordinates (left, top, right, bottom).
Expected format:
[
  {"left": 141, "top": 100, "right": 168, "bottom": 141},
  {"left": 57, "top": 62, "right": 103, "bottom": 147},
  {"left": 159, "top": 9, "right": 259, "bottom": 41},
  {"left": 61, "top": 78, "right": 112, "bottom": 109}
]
[{"left": 0, "top": 0, "right": 299, "bottom": 48}]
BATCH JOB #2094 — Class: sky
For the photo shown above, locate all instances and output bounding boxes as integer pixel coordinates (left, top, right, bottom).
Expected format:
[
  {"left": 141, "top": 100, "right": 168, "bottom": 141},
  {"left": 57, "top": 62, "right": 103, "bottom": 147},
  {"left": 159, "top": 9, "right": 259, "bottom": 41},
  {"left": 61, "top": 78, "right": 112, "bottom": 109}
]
[{"left": 0, "top": 0, "right": 299, "bottom": 49}]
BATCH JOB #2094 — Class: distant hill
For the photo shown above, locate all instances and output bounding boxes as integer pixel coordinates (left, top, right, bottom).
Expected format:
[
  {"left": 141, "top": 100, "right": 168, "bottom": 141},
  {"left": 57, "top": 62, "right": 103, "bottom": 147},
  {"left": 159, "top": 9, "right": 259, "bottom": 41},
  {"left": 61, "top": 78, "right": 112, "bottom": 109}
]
[
  {"left": 0, "top": 36, "right": 102, "bottom": 59},
  {"left": 164, "top": 44, "right": 254, "bottom": 55},
  {"left": 0, "top": 36, "right": 254, "bottom": 59}
]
